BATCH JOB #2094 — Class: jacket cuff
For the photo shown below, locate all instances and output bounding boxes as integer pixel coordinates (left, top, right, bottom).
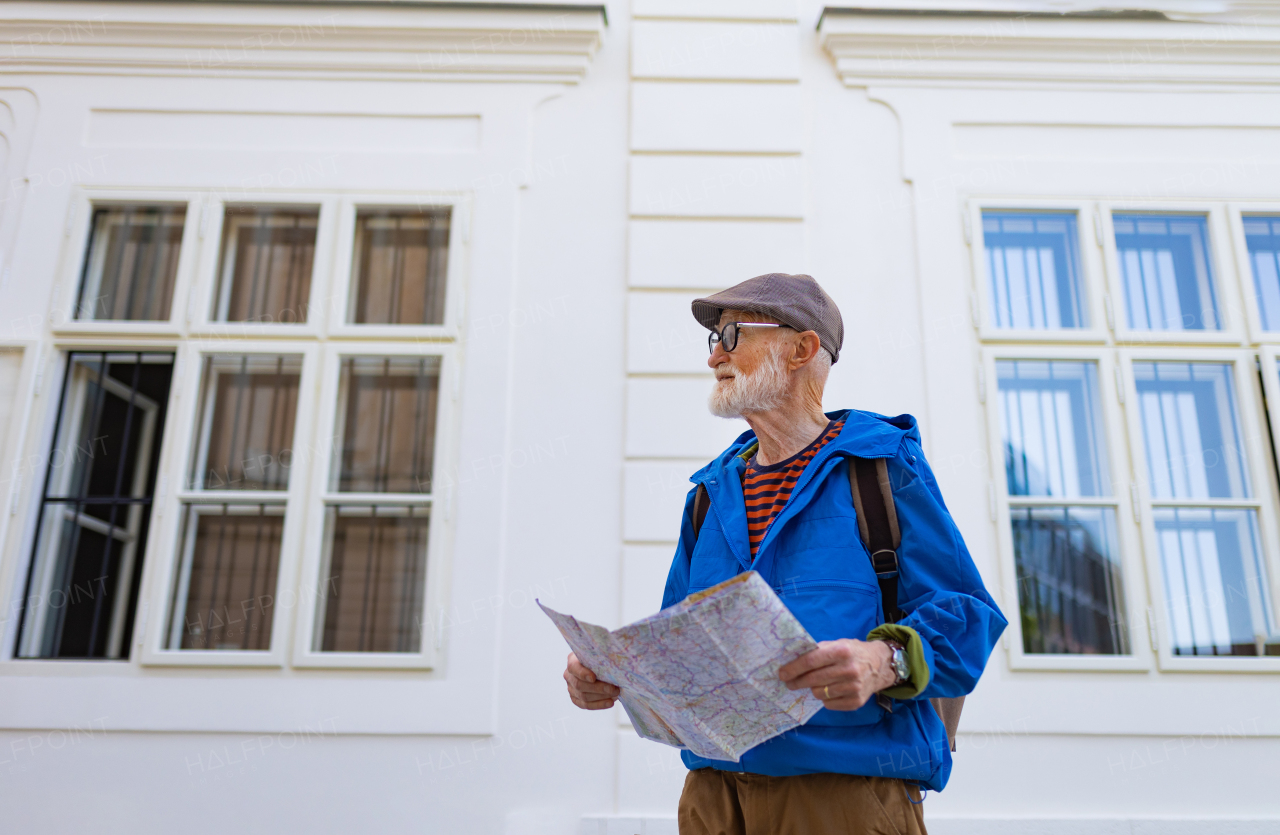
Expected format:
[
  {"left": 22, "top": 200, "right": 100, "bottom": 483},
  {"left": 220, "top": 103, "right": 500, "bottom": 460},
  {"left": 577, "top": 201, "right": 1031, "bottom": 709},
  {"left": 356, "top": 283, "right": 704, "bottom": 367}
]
[{"left": 866, "top": 624, "right": 930, "bottom": 699}]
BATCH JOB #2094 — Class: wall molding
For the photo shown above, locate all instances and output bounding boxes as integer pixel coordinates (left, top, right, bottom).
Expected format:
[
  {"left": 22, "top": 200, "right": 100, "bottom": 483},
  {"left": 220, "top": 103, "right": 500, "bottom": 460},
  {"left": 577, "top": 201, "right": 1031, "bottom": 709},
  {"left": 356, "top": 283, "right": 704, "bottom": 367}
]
[
  {"left": 819, "top": 10, "right": 1280, "bottom": 89},
  {"left": 0, "top": 1, "right": 605, "bottom": 83}
]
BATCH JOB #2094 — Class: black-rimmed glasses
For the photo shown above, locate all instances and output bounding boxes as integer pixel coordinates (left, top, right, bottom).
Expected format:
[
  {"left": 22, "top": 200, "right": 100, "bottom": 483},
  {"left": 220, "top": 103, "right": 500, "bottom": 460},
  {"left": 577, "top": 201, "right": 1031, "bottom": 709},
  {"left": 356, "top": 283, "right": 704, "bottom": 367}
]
[{"left": 708, "top": 322, "right": 789, "bottom": 354}]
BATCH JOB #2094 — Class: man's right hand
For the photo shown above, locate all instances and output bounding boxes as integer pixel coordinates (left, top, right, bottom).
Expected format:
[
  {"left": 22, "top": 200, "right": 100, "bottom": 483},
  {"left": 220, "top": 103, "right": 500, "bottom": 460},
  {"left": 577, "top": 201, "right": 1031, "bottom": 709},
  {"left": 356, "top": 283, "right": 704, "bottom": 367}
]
[{"left": 564, "top": 652, "right": 620, "bottom": 710}]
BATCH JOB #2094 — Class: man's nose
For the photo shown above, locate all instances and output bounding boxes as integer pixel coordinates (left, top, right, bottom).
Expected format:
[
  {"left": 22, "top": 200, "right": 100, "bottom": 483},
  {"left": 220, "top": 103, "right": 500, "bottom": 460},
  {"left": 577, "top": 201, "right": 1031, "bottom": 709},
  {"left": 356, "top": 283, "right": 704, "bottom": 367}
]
[{"left": 708, "top": 342, "right": 729, "bottom": 369}]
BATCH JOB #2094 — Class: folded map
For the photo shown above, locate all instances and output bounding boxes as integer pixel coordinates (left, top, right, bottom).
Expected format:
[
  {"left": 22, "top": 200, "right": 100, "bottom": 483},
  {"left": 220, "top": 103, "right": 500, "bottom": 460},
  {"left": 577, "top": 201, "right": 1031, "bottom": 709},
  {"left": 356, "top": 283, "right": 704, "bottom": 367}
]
[{"left": 540, "top": 571, "right": 825, "bottom": 762}]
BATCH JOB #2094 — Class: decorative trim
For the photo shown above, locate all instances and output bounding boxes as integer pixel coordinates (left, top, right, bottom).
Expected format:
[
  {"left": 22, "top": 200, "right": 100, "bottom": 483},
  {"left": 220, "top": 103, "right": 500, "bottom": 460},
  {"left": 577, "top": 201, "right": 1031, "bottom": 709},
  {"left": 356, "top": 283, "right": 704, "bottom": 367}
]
[
  {"left": 819, "top": 8, "right": 1280, "bottom": 89},
  {"left": 0, "top": 1, "right": 605, "bottom": 83}
]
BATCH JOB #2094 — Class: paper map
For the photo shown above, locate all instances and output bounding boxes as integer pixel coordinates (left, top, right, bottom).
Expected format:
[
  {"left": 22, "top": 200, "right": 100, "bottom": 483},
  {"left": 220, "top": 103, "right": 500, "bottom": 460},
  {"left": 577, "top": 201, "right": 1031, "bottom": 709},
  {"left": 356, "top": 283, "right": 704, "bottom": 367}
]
[{"left": 540, "top": 571, "right": 825, "bottom": 762}]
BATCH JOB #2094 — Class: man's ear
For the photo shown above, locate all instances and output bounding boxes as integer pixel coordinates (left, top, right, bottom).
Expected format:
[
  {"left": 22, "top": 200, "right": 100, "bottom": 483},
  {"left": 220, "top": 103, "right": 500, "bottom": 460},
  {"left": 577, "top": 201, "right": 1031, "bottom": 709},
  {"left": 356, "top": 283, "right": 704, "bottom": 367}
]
[{"left": 789, "top": 331, "right": 822, "bottom": 370}]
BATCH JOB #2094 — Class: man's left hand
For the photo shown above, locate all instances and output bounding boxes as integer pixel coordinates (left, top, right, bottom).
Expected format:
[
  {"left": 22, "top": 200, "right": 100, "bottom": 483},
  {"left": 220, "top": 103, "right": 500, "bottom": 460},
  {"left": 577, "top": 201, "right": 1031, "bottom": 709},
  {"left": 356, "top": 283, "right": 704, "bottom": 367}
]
[{"left": 778, "top": 639, "right": 897, "bottom": 711}]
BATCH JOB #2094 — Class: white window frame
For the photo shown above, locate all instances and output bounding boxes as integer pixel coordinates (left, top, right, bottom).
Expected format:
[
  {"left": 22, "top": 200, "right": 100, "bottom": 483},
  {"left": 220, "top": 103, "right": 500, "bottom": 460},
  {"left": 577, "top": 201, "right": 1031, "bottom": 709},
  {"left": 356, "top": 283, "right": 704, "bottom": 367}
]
[
  {"left": 981, "top": 345, "right": 1152, "bottom": 671},
  {"left": 51, "top": 189, "right": 201, "bottom": 338},
  {"left": 290, "top": 340, "right": 458, "bottom": 670},
  {"left": 967, "top": 198, "right": 1110, "bottom": 345},
  {"left": 1226, "top": 202, "right": 1280, "bottom": 346},
  {"left": 1099, "top": 202, "right": 1245, "bottom": 346},
  {"left": 187, "top": 195, "right": 340, "bottom": 342},
  {"left": 325, "top": 194, "right": 468, "bottom": 342},
  {"left": 137, "top": 341, "right": 321, "bottom": 668},
  {"left": 1118, "top": 347, "right": 1280, "bottom": 673},
  {"left": 0, "top": 341, "right": 37, "bottom": 614}
]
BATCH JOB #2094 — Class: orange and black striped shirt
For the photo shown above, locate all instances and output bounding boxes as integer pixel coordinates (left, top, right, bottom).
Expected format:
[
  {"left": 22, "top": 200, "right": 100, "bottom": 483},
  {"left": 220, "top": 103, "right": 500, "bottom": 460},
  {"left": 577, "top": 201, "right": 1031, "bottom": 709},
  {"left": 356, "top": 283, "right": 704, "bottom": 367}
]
[{"left": 742, "top": 418, "right": 845, "bottom": 559}]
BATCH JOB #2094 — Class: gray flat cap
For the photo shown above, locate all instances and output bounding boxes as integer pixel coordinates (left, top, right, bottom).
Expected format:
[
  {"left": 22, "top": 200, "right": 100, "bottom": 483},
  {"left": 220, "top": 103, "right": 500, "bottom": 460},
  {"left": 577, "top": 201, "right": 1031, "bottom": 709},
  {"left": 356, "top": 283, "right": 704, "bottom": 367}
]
[{"left": 692, "top": 273, "right": 844, "bottom": 364}]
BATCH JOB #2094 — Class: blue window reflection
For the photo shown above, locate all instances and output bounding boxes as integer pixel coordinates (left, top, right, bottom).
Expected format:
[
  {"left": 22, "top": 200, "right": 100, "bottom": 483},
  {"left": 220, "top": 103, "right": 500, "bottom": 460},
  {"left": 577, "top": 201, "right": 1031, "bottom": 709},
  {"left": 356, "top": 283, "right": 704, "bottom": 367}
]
[
  {"left": 983, "top": 212, "right": 1085, "bottom": 330},
  {"left": 1114, "top": 214, "right": 1220, "bottom": 331},
  {"left": 1243, "top": 216, "right": 1280, "bottom": 331}
]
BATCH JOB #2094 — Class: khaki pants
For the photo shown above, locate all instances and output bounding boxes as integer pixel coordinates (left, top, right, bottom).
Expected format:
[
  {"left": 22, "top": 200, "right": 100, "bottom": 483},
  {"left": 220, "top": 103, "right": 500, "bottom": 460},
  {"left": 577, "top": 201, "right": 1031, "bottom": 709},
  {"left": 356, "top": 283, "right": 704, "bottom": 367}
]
[{"left": 677, "top": 768, "right": 928, "bottom": 835}]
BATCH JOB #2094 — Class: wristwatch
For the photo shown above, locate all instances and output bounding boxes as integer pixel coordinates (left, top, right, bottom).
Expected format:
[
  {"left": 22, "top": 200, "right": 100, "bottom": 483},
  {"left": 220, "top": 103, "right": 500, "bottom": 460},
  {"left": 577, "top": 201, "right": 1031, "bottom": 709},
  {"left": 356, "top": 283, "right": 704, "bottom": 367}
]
[{"left": 882, "top": 639, "right": 910, "bottom": 687}]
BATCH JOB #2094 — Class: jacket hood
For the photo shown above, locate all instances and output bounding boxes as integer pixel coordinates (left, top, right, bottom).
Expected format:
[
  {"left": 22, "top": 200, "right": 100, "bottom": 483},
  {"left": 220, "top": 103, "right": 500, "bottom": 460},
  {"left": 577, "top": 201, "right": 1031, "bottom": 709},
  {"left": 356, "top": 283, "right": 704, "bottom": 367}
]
[{"left": 691, "top": 408, "right": 918, "bottom": 483}]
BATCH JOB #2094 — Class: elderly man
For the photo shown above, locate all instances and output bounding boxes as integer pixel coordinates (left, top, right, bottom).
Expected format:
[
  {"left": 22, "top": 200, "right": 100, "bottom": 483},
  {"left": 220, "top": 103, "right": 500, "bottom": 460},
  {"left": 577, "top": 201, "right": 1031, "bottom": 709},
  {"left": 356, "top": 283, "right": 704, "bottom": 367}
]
[{"left": 564, "top": 273, "right": 1006, "bottom": 835}]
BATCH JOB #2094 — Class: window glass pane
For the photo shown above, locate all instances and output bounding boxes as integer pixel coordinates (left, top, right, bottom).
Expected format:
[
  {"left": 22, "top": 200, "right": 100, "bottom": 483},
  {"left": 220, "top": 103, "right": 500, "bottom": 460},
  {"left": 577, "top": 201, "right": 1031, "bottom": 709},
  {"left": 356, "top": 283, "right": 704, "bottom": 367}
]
[
  {"left": 1133, "top": 363, "right": 1249, "bottom": 499},
  {"left": 317, "top": 505, "right": 429, "bottom": 653},
  {"left": 1011, "top": 506, "right": 1128, "bottom": 654},
  {"left": 997, "top": 360, "right": 1110, "bottom": 497},
  {"left": 349, "top": 208, "right": 450, "bottom": 325},
  {"left": 1113, "top": 214, "right": 1219, "bottom": 331},
  {"left": 213, "top": 208, "right": 317, "bottom": 323},
  {"left": 334, "top": 356, "right": 440, "bottom": 493},
  {"left": 77, "top": 206, "right": 185, "bottom": 321},
  {"left": 17, "top": 352, "right": 174, "bottom": 659},
  {"left": 192, "top": 355, "right": 301, "bottom": 491},
  {"left": 1154, "top": 508, "right": 1278, "bottom": 656},
  {"left": 1243, "top": 215, "right": 1280, "bottom": 331},
  {"left": 167, "top": 504, "right": 282, "bottom": 650},
  {"left": 982, "top": 212, "right": 1085, "bottom": 329}
]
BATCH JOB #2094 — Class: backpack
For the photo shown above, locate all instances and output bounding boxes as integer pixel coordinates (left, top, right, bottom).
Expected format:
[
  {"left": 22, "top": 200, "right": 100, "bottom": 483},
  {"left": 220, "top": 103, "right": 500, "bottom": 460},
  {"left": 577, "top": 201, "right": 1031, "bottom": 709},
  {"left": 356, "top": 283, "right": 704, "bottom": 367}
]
[{"left": 690, "top": 454, "right": 964, "bottom": 752}]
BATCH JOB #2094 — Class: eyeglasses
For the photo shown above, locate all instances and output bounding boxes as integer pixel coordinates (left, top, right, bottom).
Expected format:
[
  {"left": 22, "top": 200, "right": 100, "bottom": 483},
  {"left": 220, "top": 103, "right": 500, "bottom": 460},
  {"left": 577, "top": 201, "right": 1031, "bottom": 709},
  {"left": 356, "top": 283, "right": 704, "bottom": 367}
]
[{"left": 708, "top": 322, "right": 790, "bottom": 355}]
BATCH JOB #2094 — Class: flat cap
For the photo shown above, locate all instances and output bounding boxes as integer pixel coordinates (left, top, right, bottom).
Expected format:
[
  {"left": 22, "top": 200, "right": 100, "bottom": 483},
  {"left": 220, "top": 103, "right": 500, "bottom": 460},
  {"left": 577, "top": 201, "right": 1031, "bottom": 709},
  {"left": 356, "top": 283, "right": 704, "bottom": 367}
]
[{"left": 692, "top": 273, "right": 844, "bottom": 364}]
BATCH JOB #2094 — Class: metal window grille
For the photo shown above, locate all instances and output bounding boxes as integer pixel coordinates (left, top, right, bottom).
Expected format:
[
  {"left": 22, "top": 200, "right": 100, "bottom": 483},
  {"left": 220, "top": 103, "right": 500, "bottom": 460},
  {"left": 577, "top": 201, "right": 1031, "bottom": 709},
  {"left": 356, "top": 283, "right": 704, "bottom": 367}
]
[
  {"left": 350, "top": 208, "right": 450, "bottom": 325},
  {"left": 76, "top": 206, "right": 186, "bottom": 322},
  {"left": 314, "top": 355, "right": 440, "bottom": 653},
  {"left": 319, "top": 505, "right": 429, "bottom": 653},
  {"left": 167, "top": 503, "right": 284, "bottom": 651},
  {"left": 16, "top": 351, "right": 174, "bottom": 659},
  {"left": 214, "top": 208, "right": 318, "bottom": 324},
  {"left": 192, "top": 355, "right": 302, "bottom": 491}
]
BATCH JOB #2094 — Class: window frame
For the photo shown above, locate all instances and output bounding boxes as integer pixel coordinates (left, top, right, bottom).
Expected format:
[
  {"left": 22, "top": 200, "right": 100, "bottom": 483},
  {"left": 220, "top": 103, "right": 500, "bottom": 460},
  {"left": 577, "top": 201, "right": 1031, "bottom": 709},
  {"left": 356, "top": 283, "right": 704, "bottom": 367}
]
[
  {"left": 325, "top": 194, "right": 468, "bottom": 342},
  {"left": 1117, "top": 346, "right": 1280, "bottom": 673},
  {"left": 1226, "top": 202, "right": 1280, "bottom": 346},
  {"left": 967, "top": 198, "right": 1110, "bottom": 345},
  {"left": 136, "top": 341, "right": 321, "bottom": 668},
  {"left": 1099, "top": 202, "right": 1245, "bottom": 346},
  {"left": 289, "top": 340, "right": 458, "bottom": 671},
  {"left": 52, "top": 189, "right": 200, "bottom": 337},
  {"left": 187, "top": 195, "right": 340, "bottom": 341},
  {"left": 980, "top": 345, "right": 1153, "bottom": 672}
]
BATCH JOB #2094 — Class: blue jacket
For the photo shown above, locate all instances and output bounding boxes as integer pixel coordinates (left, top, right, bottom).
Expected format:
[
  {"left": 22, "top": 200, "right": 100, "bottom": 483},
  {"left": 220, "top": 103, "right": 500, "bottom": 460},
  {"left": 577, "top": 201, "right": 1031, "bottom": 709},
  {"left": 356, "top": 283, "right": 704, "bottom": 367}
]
[{"left": 660, "top": 409, "right": 1007, "bottom": 791}]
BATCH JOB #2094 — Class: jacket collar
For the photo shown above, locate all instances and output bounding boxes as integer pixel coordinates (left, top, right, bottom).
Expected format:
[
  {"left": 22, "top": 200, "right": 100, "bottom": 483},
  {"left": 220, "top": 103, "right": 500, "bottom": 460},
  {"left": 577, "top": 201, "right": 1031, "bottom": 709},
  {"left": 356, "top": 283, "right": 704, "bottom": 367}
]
[
  {"left": 690, "top": 409, "right": 917, "bottom": 574},
  {"left": 690, "top": 408, "right": 916, "bottom": 485}
]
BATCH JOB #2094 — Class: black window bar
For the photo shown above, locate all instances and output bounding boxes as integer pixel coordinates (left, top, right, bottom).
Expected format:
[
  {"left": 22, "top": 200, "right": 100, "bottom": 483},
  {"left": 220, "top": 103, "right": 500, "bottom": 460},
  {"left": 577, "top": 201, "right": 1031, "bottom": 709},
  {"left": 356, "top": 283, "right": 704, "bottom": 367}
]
[{"left": 15, "top": 351, "right": 174, "bottom": 659}]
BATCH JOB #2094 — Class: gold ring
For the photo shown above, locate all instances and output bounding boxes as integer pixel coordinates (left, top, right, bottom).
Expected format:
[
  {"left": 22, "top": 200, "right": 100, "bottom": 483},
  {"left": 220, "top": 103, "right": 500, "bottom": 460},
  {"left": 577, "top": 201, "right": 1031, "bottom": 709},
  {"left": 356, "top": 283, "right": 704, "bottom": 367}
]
[{"left": 823, "top": 685, "right": 830, "bottom": 699}]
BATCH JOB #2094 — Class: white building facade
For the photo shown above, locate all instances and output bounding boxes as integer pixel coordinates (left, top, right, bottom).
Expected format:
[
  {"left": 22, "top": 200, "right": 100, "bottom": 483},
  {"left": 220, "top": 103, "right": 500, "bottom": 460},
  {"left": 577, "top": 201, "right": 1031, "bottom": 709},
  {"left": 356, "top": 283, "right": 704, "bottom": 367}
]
[{"left": 0, "top": 1, "right": 1277, "bottom": 832}]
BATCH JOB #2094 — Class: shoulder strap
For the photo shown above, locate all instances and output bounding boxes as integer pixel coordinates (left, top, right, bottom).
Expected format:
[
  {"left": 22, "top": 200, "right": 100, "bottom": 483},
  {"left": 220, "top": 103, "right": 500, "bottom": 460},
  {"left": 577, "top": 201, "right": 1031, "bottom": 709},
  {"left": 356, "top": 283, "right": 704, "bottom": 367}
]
[
  {"left": 692, "top": 483, "right": 710, "bottom": 539},
  {"left": 848, "top": 454, "right": 963, "bottom": 752},
  {"left": 848, "top": 457, "right": 904, "bottom": 623}
]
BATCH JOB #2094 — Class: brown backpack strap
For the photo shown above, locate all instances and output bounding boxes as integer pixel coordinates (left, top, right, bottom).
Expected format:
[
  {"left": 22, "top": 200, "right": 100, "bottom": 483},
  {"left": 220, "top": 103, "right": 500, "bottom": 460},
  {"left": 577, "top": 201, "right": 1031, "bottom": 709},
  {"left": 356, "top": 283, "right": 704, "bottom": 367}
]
[
  {"left": 849, "top": 455, "right": 962, "bottom": 752},
  {"left": 692, "top": 483, "right": 710, "bottom": 538},
  {"left": 848, "top": 457, "right": 904, "bottom": 623}
]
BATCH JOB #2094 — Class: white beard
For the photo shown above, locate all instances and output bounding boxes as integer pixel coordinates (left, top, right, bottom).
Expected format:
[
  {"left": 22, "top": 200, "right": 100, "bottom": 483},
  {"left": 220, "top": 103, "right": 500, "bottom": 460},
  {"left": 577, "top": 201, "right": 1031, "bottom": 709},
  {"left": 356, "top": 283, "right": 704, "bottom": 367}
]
[{"left": 708, "top": 344, "right": 790, "bottom": 418}]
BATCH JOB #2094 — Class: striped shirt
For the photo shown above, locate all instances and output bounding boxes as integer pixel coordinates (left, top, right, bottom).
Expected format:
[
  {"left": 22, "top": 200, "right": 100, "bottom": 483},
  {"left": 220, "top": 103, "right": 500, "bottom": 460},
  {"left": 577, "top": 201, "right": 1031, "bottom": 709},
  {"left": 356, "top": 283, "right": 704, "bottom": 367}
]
[{"left": 743, "top": 418, "right": 845, "bottom": 559}]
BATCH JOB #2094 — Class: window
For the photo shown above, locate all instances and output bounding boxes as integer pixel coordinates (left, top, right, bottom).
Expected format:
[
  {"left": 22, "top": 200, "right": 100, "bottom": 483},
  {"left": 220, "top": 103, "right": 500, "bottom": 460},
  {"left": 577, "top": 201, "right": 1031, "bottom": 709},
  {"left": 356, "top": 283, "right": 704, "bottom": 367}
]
[
  {"left": 1113, "top": 214, "right": 1220, "bottom": 332},
  {"left": 979, "top": 199, "right": 1280, "bottom": 671},
  {"left": 349, "top": 208, "right": 450, "bottom": 325},
  {"left": 982, "top": 212, "right": 1086, "bottom": 330},
  {"left": 166, "top": 355, "right": 301, "bottom": 652},
  {"left": 213, "top": 208, "right": 318, "bottom": 324},
  {"left": 76, "top": 206, "right": 186, "bottom": 321},
  {"left": 17, "top": 352, "right": 174, "bottom": 658},
  {"left": 1243, "top": 216, "right": 1280, "bottom": 332},
  {"left": 1133, "top": 362, "right": 1277, "bottom": 657},
  {"left": 18, "top": 193, "right": 460, "bottom": 672},
  {"left": 315, "top": 357, "right": 439, "bottom": 654},
  {"left": 997, "top": 360, "right": 1128, "bottom": 655}
]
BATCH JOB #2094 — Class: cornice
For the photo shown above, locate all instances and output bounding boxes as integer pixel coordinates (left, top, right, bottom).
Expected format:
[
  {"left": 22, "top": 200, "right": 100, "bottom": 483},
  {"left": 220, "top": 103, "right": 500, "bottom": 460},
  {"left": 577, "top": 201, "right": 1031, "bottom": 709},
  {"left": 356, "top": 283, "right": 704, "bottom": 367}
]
[
  {"left": 0, "top": 2, "right": 605, "bottom": 83},
  {"left": 818, "top": 8, "right": 1280, "bottom": 89}
]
